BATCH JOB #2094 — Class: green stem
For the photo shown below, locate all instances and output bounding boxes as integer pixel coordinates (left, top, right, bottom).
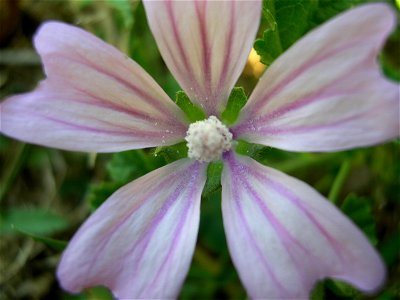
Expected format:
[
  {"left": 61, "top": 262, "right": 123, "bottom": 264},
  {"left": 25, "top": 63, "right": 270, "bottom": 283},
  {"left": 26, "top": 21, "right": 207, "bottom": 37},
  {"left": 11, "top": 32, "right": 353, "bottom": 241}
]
[
  {"left": 0, "top": 143, "right": 27, "bottom": 202},
  {"left": 328, "top": 159, "right": 352, "bottom": 204}
]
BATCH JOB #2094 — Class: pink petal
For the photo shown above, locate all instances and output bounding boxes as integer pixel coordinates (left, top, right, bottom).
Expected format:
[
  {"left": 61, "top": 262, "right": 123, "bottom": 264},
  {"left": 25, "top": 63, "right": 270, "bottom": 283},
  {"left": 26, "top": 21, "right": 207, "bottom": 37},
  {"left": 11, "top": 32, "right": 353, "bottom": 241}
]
[
  {"left": 221, "top": 152, "right": 385, "bottom": 299},
  {"left": 143, "top": 0, "right": 261, "bottom": 116},
  {"left": 233, "top": 4, "right": 399, "bottom": 152},
  {"left": 1, "top": 21, "right": 187, "bottom": 152},
  {"left": 57, "top": 159, "right": 207, "bottom": 299}
]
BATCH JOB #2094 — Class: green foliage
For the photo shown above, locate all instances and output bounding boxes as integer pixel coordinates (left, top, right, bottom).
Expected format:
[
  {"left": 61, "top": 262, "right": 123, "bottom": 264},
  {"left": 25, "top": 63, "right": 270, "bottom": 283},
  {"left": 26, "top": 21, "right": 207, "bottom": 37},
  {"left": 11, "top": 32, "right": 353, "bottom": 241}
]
[
  {"left": 106, "top": 149, "right": 157, "bottom": 183},
  {"left": 87, "top": 149, "right": 165, "bottom": 210},
  {"left": 86, "top": 181, "right": 123, "bottom": 211},
  {"left": 174, "top": 90, "right": 206, "bottom": 123},
  {"left": 341, "top": 194, "right": 378, "bottom": 245},
  {"left": 16, "top": 229, "right": 67, "bottom": 251},
  {"left": 255, "top": 0, "right": 366, "bottom": 66},
  {"left": 106, "top": 0, "right": 134, "bottom": 29},
  {"left": 0, "top": 207, "right": 69, "bottom": 236},
  {"left": 221, "top": 87, "right": 248, "bottom": 126},
  {"left": 379, "top": 231, "right": 400, "bottom": 267}
]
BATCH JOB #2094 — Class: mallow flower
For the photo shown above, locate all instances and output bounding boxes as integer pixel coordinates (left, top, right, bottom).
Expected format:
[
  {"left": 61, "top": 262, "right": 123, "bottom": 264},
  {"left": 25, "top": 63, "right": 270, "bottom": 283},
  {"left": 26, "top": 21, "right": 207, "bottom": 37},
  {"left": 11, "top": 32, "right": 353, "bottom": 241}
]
[{"left": 1, "top": 1, "right": 399, "bottom": 299}]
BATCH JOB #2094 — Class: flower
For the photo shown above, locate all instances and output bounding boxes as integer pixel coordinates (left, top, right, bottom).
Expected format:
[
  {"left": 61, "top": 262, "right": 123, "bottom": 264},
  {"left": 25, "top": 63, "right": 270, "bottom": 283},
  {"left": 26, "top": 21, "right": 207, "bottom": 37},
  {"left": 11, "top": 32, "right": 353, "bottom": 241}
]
[{"left": 1, "top": 1, "right": 398, "bottom": 299}]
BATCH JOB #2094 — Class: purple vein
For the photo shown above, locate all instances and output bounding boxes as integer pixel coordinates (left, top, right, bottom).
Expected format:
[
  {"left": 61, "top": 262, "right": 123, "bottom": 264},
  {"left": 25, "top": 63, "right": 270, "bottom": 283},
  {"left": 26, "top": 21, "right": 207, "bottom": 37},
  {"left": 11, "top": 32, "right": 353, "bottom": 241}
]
[
  {"left": 143, "top": 163, "right": 201, "bottom": 295},
  {"left": 195, "top": 1, "right": 211, "bottom": 94},
  {"left": 244, "top": 163, "right": 346, "bottom": 264},
  {"left": 122, "top": 162, "right": 200, "bottom": 284},
  {"left": 47, "top": 53, "right": 170, "bottom": 116},
  {"left": 81, "top": 168, "right": 182, "bottom": 278},
  {"left": 164, "top": 2, "right": 200, "bottom": 94},
  {"left": 257, "top": 108, "right": 372, "bottom": 136},
  {"left": 228, "top": 161, "right": 288, "bottom": 294},
  {"left": 217, "top": 1, "right": 235, "bottom": 105},
  {"left": 239, "top": 178, "right": 314, "bottom": 291},
  {"left": 249, "top": 39, "right": 375, "bottom": 116}
]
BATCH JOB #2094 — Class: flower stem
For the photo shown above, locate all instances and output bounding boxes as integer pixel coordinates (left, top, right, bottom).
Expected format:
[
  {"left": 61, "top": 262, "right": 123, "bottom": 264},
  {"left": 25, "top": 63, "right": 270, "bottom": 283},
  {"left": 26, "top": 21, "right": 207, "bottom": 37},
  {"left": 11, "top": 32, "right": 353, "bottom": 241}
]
[{"left": 328, "top": 159, "right": 352, "bottom": 204}]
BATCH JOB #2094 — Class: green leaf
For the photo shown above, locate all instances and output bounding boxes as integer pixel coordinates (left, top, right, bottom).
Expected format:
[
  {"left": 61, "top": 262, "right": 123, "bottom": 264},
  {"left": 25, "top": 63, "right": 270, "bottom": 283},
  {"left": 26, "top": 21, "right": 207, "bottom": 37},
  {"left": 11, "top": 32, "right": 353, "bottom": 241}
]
[
  {"left": 175, "top": 90, "right": 206, "bottom": 123},
  {"left": 273, "top": 0, "right": 318, "bottom": 51},
  {"left": 341, "top": 194, "right": 378, "bottom": 245},
  {"left": 255, "top": 0, "right": 365, "bottom": 66},
  {"left": 86, "top": 181, "right": 123, "bottom": 210},
  {"left": 15, "top": 228, "right": 67, "bottom": 251},
  {"left": 311, "top": 0, "right": 365, "bottom": 26},
  {"left": 202, "top": 162, "right": 223, "bottom": 198},
  {"left": 88, "top": 149, "right": 165, "bottom": 210},
  {"left": 106, "top": 149, "right": 158, "bottom": 183},
  {"left": 154, "top": 142, "right": 188, "bottom": 164},
  {"left": 255, "top": 0, "right": 317, "bottom": 65},
  {"left": 0, "top": 207, "right": 69, "bottom": 236},
  {"left": 221, "top": 87, "right": 248, "bottom": 126},
  {"left": 254, "top": 29, "right": 282, "bottom": 66}
]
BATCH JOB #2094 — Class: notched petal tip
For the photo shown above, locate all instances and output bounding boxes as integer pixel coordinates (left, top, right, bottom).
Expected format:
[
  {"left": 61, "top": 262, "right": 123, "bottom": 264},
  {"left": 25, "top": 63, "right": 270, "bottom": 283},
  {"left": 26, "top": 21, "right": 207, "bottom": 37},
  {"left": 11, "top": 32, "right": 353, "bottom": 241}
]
[
  {"left": 57, "top": 159, "right": 207, "bottom": 299},
  {"left": 221, "top": 152, "right": 386, "bottom": 298},
  {"left": 234, "top": 3, "right": 399, "bottom": 152},
  {"left": 3, "top": 21, "right": 188, "bottom": 152}
]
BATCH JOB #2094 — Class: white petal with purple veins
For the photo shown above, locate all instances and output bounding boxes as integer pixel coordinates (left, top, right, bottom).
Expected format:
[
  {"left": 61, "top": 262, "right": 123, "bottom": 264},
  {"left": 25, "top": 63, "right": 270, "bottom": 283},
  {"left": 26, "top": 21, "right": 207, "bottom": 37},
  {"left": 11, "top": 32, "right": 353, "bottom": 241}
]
[
  {"left": 221, "top": 152, "right": 385, "bottom": 299},
  {"left": 57, "top": 159, "right": 207, "bottom": 299},
  {"left": 233, "top": 4, "right": 399, "bottom": 152},
  {"left": 144, "top": 0, "right": 261, "bottom": 116},
  {"left": 1, "top": 22, "right": 187, "bottom": 152}
]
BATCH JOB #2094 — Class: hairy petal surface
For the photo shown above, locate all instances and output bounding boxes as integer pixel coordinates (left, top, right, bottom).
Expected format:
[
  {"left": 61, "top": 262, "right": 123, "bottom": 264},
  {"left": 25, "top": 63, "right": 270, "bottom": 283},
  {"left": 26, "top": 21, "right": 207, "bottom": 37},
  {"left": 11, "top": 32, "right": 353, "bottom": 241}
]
[
  {"left": 221, "top": 152, "right": 385, "bottom": 299},
  {"left": 233, "top": 4, "right": 399, "bottom": 152},
  {"left": 1, "top": 22, "right": 187, "bottom": 152},
  {"left": 144, "top": 0, "right": 261, "bottom": 116},
  {"left": 57, "top": 159, "right": 207, "bottom": 299}
]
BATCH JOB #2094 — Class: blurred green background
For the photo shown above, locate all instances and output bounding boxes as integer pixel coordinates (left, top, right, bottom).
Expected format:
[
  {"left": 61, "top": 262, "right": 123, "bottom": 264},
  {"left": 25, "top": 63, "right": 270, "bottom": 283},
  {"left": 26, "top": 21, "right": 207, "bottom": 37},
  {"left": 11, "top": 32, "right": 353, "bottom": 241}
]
[{"left": 0, "top": 0, "right": 399, "bottom": 299}]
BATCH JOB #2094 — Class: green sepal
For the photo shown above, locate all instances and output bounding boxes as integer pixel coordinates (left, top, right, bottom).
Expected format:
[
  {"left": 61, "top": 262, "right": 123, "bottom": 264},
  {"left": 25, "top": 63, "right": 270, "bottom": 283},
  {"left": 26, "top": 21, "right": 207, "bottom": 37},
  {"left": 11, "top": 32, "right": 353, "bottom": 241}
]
[
  {"left": 202, "top": 161, "right": 223, "bottom": 199},
  {"left": 310, "top": 281, "right": 325, "bottom": 300},
  {"left": 82, "top": 286, "right": 115, "bottom": 300},
  {"left": 325, "top": 279, "right": 359, "bottom": 298},
  {"left": 234, "top": 140, "right": 267, "bottom": 159},
  {"left": 175, "top": 90, "right": 206, "bottom": 123},
  {"left": 154, "top": 141, "right": 188, "bottom": 164},
  {"left": 221, "top": 87, "right": 248, "bottom": 126}
]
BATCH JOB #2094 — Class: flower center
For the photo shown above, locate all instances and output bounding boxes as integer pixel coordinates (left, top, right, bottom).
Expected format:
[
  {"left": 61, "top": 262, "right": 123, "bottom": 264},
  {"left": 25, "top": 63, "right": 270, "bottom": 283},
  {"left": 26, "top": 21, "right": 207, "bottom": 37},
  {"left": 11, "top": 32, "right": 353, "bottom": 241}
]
[{"left": 185, "top": 116, "right": 232, "bottom": 163}]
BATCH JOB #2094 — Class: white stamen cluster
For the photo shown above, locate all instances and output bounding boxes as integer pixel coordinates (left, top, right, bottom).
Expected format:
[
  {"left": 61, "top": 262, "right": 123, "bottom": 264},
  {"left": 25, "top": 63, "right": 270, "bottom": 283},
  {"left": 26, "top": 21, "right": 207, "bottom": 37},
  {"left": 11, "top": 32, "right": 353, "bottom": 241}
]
[{"left": 185, "top": 116, "right": 232, "bottom": 163}]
